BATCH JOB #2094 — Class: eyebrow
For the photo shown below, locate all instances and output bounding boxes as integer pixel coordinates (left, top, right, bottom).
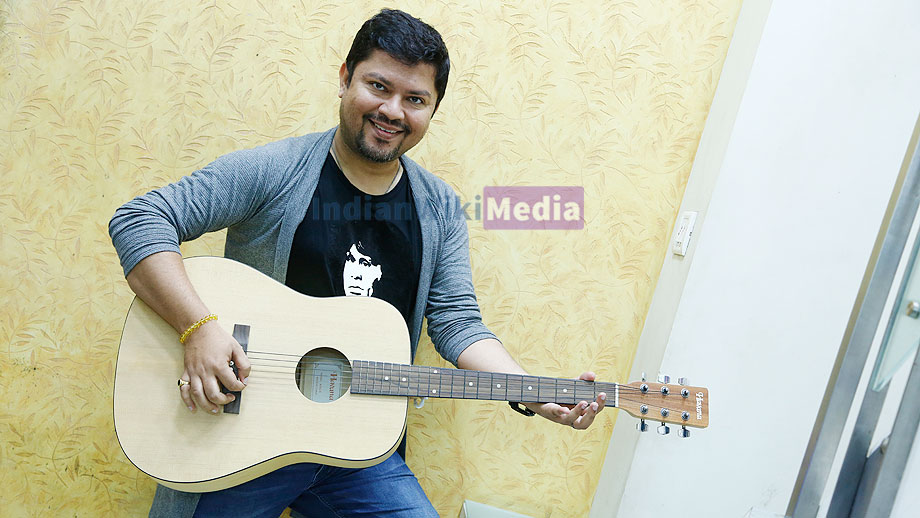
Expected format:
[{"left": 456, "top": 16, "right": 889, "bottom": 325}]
[{"left": 364, "top": 72, "right": 432, "bottom": 99}]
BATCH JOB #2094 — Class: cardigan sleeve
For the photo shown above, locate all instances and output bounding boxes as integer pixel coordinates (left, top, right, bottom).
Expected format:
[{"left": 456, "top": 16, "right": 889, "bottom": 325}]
[
  {"left": 108, "top": 145, "right": 280, "bottom": 276},
  {"left": 423, "top": 190, "right": 499, "bottom": 365}
]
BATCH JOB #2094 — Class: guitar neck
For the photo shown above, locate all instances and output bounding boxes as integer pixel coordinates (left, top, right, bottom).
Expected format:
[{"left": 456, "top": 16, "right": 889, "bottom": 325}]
[{"left": 350, "top": 360, "right": 617, "bottom": 406}]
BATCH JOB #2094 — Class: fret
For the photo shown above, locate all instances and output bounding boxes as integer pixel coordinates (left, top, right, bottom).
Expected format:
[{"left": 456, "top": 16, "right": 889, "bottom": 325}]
[
  {"left": 362, "top": 360, "right": 371, "bottom": 394},
  {"left": 425, "top": 366, "right": 435, "bottom": 398},
  {"left": 439, "top": 369, "right": 451, "bottom": 398},
  {"left": 380, "top": 362, "right": 391, "bottom": 394},
  {"left": 491, "top": 372, "right": 509, "bottom": 401},
  {"left": 538, "top": 376, "right": 555, "bottom": 402},
  {"left": 508, "top": 373, "right": 523, "bottom": 402},
  {"left": 429, "top": 366, "right": 441, "bottom": 397},
  {"left": 457, "top": 370, "right": 468, "bottom": 398},
  {"left": 363, "top": 361, "right": 373, "bottom": 393},
  {"left": 456, "top": 370, "right": 465, "bottom": 398},
  {"left": 398, "top": 364, "right": 409, "bottom": 396},
  {"left": 409, "top": 364, "right": 422, "bottom": 398},
  {"left": 384, "top": 362, "right": 397, "bottom": 395},
  {"left": 521, "top": 375, "right": 539, "bottom": 403},
  {"left": 555, "top": 378, "right": 577, "bottom": 405},
  {"left": 406, "top": 364, "right": 416, "bottom": 397},
  {"left": 350, "top": 361, "right": 361, "bottom": 393},
  {"left": 448, "top": 369, "right": 463, "bottom": 398},
  {"left": 373, "top": 362, "right": 384, "bottom": 394},
  {"left": 375, "top": 362, "right": 386, "bottom": 394},
  {"left": 393, "top": 365, "right": 402, "bottom": 394},
  {"left": 379, "top": 362, "right": 388, "bottom": 395},
  {"left": 420, "top": 366, "right": 430, "bottom": 398},
  {"left": 360, "top": 361, "right": 369, "bottom": 394},
  {"left": 574, "top": 379, "right": 596, "bottom": 402},
  {"left": 440, "top": 367, "right": 450, "bottom": 398},
  {"left": 424, "top": 366, "right": 433, "bottom": 397},
  {"left": 407, "top": 365, "right": 417, "bottom": 397},
  {"left": 458, "top": 370, "right": 468, "bottom": 399},
  {"left": 463, "top": 370, "right": 476, "bottom": 399},
  {"left": 596, "top": 382, "right": 617, "bottom": 406},
  {"left": 475, "top": 371, "right": 491, "bottom": 400},
  {"left": 368, "top": 361, "right": 376, "bottom": 394}
]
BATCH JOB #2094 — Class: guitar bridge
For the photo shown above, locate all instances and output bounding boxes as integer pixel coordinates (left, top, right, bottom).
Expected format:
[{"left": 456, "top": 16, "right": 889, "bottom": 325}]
[{"left": 221, "top": 324, "right": 249, "bottom": 415}]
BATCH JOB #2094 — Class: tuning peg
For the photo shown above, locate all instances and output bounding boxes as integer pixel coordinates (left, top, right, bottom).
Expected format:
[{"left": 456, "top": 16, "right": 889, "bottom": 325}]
[
  {"left": 641, "top": 372, "right": 647, "bottom": 382},
  {"left": 657, "top": 423, "right": 670, "bottom": 435},
  {"left": 637, "top": 419, "right": 649, "bottom": 432},
  {"left": 678, "top": 426, "right": 690, "bottom": 438},
  {"left": 657, "top": 374, "right": 670, "bottom": 384},
  {"left": 678, "top": 377, "right": 689, "bottom": 386}
]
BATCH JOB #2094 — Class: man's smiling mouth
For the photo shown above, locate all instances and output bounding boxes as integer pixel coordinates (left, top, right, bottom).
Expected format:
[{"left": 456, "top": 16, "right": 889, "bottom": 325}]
[{"left": 372, "top": 121, "right": 398, "bottom": 134}]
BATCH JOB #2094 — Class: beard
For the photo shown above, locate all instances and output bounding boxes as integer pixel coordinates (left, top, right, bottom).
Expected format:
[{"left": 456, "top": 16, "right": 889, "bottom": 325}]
[
  {"left": 347, "top": 113, "right": 410, "bottom": 163},
  {"left": 355, "top": 130, "right": 401, "bottom": 162}
]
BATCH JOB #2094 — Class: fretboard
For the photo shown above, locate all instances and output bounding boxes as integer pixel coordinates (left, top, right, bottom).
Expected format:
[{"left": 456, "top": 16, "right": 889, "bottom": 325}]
[{"left": 351, "top": 360, "right": 617, "bottom": 406}]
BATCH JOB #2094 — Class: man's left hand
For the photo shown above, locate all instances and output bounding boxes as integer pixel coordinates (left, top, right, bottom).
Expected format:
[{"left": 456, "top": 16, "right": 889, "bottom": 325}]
[{"left": 525, "top": 372, "right": 606, "bottom": 430}]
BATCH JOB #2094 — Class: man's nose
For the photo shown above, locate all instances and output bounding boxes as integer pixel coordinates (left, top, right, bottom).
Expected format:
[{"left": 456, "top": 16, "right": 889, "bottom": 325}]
[{"left": 378, "top": 96, "right": 403, "bottom": 122}]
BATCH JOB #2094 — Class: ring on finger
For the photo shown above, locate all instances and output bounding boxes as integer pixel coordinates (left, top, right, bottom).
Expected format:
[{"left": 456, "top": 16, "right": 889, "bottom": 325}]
[{"left": 177, "top": 378, "right": 190, "bottom": 388}]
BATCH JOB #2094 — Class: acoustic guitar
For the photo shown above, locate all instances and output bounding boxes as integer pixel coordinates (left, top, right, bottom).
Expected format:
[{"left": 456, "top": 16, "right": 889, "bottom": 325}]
[{"left": 113, "top": 257, "right": 710, "bottom": 492}]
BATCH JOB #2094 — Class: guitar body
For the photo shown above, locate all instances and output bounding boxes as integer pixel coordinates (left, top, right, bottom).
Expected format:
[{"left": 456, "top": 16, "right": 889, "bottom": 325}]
[{"left": 113, "top": 256, "right": 411, "bottom": 492}]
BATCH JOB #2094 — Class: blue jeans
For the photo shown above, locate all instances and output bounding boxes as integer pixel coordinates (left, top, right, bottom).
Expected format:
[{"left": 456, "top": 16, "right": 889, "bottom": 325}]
[{"left": 191, "top": 455, "right": 438, "bottom": 518}]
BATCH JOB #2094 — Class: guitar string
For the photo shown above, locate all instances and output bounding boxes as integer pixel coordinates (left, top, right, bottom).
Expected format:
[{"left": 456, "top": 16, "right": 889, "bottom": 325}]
[
  {"left": 236, "top": 371, "right": 697, "bottom": 412},
  {"left": 245, "top": 351, "right": 698, "bottom": 394},
  {"left": 248, "top": 377, "right": 690, "bottom": 407},
  {"left": 219, "top": 377, "right": 694, "bottom": 419},
  {"left": 242, "top": 356, "right": 664, "bottom": 395},
  {"left": 244, "top": 373, "right": 682, "bottom": 403},
  {"left": 245, "top": 370, "right": 654, "bottom": 396},
  {"left": 238, "top": 369, "right": 681, "bottom": 403}
]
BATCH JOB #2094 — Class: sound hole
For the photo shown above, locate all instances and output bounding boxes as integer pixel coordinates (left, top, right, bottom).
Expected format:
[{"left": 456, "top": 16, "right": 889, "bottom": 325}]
[{"left": 294, "top": 347, "right": 352, "bottom": 403}]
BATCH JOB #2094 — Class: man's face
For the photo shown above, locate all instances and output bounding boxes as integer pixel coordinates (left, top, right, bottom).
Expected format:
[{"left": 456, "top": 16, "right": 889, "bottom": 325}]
[
  {"left": 338, "top": 49, "right": 438, "bottom": 163},
  {"left": 343, "top": 243, "right": 382, "bottom": 297}
]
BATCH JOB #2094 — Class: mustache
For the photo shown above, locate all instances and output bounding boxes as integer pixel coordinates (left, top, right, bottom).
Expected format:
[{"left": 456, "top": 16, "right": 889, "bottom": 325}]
[{"left": 366, "top": 114, "right": 409, "bottom": 134}]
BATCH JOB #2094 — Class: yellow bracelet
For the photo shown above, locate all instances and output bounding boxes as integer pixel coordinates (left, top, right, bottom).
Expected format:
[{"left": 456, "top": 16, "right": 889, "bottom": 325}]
[{"left": 179, "top": 314, "right": 217, "bottom": 344}]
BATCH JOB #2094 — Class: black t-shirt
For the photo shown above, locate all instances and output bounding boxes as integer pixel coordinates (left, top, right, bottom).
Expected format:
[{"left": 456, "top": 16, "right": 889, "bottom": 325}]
[{"left": 286, "top": 152, "right": 422, "bottom": 325}]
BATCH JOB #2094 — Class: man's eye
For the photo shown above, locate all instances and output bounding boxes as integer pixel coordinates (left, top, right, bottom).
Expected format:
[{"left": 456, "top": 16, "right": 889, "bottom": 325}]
[
  {"left": 408, "top": 97, "right": 424, "bottom": 105},
  {"left": 371, "top": 82, "right": 385, "bottom": 91}
]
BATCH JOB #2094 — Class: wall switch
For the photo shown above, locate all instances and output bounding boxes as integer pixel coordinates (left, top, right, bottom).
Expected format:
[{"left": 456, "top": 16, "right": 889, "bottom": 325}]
[{"left": 672, "top": 211, "right": 698, "bottom": 256}]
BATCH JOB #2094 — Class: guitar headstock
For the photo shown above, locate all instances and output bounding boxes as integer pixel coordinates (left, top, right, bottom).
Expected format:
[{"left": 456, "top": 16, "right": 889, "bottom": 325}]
[{"left": 618, "top": 376, "right": 709, "bottom": 436}]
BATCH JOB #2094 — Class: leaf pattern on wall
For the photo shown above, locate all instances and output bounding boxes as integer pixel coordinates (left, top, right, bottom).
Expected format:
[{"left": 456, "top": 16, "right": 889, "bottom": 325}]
[{"left": 0, "top": 0, "right": 741, "bottom": 516}]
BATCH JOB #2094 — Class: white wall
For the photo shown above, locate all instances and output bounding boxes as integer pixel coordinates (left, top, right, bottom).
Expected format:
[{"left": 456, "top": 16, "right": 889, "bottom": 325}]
[
  {"left": 891, "top": 415, "right": 920, "bottom": 517},
  {"left": 594, "top": 1, "right": 920, "bottom": 517},
  {"left": 590, "top": 0, "right": 774, "bottom": 514}
]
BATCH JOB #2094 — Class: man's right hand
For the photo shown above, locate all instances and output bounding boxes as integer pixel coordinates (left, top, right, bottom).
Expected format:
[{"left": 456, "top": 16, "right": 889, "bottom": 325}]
[{"left": 178, "top": 320, "right": 252, "bottom": 413}]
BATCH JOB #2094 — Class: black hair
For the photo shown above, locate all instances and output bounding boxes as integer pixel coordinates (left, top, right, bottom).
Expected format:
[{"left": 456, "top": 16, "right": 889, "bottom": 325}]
[{"left": 345, "top": 9, "right": 450, "bottom": 113}]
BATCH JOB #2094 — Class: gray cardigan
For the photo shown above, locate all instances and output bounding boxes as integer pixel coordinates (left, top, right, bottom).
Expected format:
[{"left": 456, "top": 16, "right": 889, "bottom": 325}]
[
  {"left": 110, "top": 127, "right": 496, "bottom": 365},
  {"left": 109, "top": 128, "right": 497, "bottom": 517}
]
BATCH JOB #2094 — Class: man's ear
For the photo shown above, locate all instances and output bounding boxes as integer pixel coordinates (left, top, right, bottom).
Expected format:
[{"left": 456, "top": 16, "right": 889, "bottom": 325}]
[{"left": 338, "top": 63, "right": 349, "bottom": 98}]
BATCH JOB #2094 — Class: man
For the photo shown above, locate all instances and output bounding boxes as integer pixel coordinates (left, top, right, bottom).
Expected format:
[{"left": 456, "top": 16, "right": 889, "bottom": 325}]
[{"left": 110, "top": 9, "right": 605, "bottom": 517}]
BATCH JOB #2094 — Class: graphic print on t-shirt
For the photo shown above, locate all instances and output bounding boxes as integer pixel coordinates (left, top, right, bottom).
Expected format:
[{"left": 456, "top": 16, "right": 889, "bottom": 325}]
[
  {"left": 343, "top": 242, "right": 382, "bottom": 297},
  {"left": 326, "top": 219, "right": 416, "bottom": 318},
  {"left": 286, "top": 152, "right": 421, "bottom": 325}
]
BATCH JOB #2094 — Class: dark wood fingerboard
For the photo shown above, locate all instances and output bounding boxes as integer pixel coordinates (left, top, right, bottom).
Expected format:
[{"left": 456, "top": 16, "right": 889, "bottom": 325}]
[{"left": 350, "top": 360, "right": 614, "bottom": 405}]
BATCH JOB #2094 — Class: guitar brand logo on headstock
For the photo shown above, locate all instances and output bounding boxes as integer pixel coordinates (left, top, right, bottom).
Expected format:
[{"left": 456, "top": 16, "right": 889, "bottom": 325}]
[{"left": 696, "top": 392, "right": 704, "bottom": 420}]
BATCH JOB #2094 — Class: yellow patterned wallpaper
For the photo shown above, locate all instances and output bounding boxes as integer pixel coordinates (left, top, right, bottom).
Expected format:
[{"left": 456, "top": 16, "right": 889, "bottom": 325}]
[{"left": 0, "top": 1, "right": 741, "bottom": 516}]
